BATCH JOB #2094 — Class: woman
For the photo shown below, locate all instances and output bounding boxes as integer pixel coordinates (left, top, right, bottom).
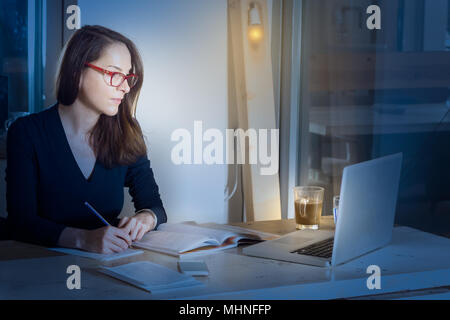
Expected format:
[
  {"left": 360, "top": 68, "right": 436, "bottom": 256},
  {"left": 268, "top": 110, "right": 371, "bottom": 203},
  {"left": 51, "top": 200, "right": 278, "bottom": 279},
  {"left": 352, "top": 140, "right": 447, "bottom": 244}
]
[{"left": 5, "top": 25, "right": 167, "bottom": 254}]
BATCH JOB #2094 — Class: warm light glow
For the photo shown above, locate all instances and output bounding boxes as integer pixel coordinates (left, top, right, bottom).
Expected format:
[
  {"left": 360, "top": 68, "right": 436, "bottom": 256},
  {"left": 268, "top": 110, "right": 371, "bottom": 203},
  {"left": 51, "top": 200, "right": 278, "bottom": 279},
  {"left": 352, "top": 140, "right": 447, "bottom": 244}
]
[
  {"left": 248, "top": 2, "right": 263, "bottom": 45},
  {"left": 248, "top": 25, "right": 263, "bottom": 43}
]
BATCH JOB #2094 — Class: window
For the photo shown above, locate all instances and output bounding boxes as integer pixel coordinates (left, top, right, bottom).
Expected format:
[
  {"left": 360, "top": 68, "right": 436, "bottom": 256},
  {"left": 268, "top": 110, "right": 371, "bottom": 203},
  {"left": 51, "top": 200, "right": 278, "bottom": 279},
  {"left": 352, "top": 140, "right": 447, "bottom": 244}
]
[
  {"left": 0, "top": 0, "right": 30, "bottom": 127},
  {"left": 0, "top": 0, "right": 73, "bottom": 131},
  {"left": 279, "top": 0, "right": 450, "bottom": 236}
]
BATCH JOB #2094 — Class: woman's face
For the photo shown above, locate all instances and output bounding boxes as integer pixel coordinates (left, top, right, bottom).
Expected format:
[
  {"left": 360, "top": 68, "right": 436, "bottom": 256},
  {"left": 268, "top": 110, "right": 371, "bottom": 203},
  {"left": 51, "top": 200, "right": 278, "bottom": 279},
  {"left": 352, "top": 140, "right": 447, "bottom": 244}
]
[{"left": 79, "top": 42, "right": 133, "bottom": 117}]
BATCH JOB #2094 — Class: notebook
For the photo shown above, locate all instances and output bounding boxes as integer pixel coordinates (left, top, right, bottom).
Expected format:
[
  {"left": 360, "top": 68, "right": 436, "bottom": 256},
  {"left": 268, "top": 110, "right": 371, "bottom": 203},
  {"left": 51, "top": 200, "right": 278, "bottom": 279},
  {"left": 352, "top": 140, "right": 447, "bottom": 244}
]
[
  {"left": 132, "top": 222, "right": 279, "bottom": 259},
  {"left": 48, "top": 247, "right": 144, "bottom": 262},
  {"left": 99, "top": 261, "right": 204, "bottom": 293}
]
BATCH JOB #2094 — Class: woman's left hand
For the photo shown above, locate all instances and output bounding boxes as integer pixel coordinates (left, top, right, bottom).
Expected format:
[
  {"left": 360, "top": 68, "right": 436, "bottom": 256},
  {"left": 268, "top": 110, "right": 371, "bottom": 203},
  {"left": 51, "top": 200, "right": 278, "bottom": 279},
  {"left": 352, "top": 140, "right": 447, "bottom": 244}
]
[{"left": 118, "top": 211, "right": 156, "bottom": 241}]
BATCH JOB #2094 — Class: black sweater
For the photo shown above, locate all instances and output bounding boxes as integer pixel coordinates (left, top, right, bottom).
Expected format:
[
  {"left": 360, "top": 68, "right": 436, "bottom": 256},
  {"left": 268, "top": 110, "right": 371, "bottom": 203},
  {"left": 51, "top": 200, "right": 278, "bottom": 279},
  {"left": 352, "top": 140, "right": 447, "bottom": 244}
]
[{"left": 5, "top": 103, "right": 167, "bottom": 246}]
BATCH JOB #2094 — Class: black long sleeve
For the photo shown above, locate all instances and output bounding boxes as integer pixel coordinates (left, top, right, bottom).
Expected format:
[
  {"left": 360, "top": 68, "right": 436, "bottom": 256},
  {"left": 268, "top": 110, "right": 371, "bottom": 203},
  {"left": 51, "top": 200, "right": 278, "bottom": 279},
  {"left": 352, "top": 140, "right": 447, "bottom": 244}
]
[
  {"left": 6, "top": 117, "right": 67, "bottom": 246},
  {"left": 124, "top": 154, "right": 167, "bottom": 229},
  {"left": 5, "top": 104, "right": 167, "bottom": 246}
]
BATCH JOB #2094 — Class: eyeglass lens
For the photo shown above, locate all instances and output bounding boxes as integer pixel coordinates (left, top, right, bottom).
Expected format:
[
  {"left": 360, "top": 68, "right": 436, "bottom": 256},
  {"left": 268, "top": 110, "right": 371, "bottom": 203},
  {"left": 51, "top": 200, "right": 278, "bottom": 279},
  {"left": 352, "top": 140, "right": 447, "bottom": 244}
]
[{"left": 110, "top": 73, "right": 138, "bottom": 88}]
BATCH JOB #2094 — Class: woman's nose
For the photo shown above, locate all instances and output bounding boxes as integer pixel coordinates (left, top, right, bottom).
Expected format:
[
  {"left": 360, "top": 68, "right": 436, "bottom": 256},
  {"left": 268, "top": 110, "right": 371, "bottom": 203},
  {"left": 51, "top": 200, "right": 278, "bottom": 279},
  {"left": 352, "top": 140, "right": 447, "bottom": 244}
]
[{"left": 119, "top": 79, "right": 130, "bottom": 93}]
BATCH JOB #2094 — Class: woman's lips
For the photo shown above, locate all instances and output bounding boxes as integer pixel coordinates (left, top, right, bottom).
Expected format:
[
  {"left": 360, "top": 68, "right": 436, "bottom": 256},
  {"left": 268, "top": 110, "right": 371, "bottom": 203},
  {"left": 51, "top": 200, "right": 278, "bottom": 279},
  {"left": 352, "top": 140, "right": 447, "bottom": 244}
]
[{"left": 111, "top": 98, "right": 122, "bottom": 104}]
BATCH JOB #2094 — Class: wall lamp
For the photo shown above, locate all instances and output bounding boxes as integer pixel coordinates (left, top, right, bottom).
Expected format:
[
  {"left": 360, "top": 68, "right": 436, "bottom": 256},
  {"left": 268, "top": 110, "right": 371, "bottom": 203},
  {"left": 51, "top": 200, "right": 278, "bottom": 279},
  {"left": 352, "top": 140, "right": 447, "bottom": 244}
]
[{"left": 248, "top": 2, "right": 263, "bottom": 45}]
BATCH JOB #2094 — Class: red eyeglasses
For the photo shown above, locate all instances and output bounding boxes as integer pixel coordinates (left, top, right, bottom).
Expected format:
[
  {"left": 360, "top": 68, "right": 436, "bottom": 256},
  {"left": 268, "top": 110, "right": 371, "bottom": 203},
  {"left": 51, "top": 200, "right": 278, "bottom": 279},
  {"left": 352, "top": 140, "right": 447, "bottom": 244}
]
[{"left": 85, "top": 62, "right": 138, "bottom": 88}]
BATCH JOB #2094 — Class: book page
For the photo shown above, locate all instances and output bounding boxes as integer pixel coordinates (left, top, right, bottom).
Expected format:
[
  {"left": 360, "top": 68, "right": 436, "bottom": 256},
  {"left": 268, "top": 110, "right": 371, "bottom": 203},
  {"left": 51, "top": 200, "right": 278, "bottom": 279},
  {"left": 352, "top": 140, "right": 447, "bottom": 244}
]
[
  {"left": 134, "top": 230, "right": 220, "bottom": 253},
  {"left": 199, "top": 223, "right": 280, "bottom": 240},
  {"left": 179, "top": 236, "right": 238, "bottom": 257},
  {"left": 158, "top": 223, "right": 238, "bottom": 244}
]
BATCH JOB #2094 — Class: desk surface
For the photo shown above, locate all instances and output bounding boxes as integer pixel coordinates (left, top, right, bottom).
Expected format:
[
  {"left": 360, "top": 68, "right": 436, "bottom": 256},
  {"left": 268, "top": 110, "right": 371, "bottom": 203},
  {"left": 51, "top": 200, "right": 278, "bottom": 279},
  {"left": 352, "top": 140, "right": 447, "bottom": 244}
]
[{"left": 1, "top": 216, "right": 450, "bottom": 300}]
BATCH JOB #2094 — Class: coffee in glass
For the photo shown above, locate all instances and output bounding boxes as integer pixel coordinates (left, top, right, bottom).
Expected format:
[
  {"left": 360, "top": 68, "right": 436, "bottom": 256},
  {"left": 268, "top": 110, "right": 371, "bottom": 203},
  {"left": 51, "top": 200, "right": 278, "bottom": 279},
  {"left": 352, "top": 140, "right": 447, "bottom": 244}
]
[{"left": 294, "top": 186, "right": 324, "bottom": 230}]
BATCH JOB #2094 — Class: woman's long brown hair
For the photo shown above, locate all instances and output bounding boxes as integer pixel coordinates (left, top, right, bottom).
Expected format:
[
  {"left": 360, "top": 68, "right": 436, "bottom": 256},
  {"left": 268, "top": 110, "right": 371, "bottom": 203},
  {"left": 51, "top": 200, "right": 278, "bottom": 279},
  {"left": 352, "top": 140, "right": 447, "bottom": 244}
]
[{"left": 56, "top": 25, "right": 147, "bottom": 168}]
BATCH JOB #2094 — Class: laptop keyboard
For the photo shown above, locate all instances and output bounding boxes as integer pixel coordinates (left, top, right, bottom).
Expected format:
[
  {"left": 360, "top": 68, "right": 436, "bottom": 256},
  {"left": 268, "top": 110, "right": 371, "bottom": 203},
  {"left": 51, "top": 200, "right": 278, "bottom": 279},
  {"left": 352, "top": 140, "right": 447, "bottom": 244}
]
[{"left": 291, "top": 238, "right": 334, "bottom": 259}]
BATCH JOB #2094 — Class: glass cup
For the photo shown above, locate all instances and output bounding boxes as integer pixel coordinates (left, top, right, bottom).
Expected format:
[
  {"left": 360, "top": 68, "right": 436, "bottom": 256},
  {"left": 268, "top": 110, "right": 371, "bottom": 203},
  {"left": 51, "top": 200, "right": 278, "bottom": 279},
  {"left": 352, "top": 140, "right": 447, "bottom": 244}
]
[
  {"left": 333, "top": 195, "right": 340, "bottom": 225},
  {"left": 294, "top": 186, "right": 324, "bottom": 230}
]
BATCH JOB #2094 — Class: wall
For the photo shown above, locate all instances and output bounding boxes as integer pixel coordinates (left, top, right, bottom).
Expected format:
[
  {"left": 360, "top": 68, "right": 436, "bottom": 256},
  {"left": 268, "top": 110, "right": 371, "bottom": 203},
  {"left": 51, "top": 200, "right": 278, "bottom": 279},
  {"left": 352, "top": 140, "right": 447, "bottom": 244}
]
[{"left": 78, "top": 0, "right": 229, "bottom": 223}]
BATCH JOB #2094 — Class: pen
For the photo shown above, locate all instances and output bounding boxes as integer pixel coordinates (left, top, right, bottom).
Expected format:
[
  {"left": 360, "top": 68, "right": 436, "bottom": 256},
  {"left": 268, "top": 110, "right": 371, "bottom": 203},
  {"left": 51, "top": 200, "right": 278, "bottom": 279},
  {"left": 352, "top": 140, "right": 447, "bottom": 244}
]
[{"left": 84, "top": 201, "right": 111, "bottom": 226}]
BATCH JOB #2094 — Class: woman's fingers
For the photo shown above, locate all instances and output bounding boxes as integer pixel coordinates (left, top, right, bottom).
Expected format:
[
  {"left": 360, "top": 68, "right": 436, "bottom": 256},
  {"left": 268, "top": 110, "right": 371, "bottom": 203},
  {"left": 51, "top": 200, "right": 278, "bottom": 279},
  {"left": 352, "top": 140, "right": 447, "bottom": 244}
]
[
  {"left": 136, "top": 227, "right": 147, "bottom": 241},
  {"left": 111, "top": 227, "right": 132, "bottom": 247},
  {"left": 97, "top": 235, "right": 124, "bottom": 254},
  {"left": 130, "top": 222, "right": 141, "bottom": 241},
  {"left": 86, "top": 226, "right": 131, "bottom": 254},
  {"left": 117, "top": 215, "right": 153, "bottom": 242},
  {"left": 120, "top": 217, "right": 137, "bottom": 235},
  {"left": 107, "top": 241, "right": 127, "bottom": 253},
  {"left": 109, "top": 233, "right": 130, "bottom": 250},
  {"left": 117, "top": 217, "right": 129, "bottom": 228},
  {"left": 119, "top": 218, "right": 140, "bottom": 240}
]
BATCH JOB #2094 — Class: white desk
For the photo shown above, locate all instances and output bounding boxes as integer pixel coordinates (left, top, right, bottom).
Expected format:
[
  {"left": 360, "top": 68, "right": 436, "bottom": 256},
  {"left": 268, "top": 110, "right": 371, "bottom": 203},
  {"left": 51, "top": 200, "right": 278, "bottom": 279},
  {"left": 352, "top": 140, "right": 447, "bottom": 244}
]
[{"left": 1, "top": 217, "right": 449, "bottom": 300}]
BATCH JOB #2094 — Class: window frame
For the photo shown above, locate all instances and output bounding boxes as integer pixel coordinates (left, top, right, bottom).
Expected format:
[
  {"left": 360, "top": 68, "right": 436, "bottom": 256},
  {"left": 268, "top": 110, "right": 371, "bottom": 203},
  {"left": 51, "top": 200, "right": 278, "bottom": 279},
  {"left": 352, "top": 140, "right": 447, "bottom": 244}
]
[{"left": 278, "top": 0, "right": 306, "bottom": 219}]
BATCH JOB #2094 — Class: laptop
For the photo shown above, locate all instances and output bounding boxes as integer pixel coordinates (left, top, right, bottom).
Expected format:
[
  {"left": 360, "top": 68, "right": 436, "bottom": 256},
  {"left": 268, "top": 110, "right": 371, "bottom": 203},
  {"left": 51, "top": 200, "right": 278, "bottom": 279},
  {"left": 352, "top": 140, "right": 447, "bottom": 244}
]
[{"left": 243, "top": 153, "right": 403, "bottom": 267}]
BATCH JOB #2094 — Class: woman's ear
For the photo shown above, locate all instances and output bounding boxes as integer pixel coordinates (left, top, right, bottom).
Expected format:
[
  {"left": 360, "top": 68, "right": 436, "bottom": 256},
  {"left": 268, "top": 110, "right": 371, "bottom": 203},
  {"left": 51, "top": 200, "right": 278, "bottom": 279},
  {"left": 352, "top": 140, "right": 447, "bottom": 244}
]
[{"left": 78, "top": 71, "right": 84, "bottom": 90}]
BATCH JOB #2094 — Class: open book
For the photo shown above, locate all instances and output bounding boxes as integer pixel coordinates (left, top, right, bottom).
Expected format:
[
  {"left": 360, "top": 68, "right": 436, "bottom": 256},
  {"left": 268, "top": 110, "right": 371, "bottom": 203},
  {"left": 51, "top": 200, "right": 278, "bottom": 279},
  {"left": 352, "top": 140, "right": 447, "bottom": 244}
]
[{"left": 133, "top": 222, "right": 280, "bottom": 259}]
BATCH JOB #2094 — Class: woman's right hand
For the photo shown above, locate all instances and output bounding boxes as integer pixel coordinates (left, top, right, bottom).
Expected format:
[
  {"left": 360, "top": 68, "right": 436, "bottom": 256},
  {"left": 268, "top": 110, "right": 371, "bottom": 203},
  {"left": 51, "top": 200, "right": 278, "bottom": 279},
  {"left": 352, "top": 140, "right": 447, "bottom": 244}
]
[{"left": 80, "top": 226, "right": 132, "bottom": 254}]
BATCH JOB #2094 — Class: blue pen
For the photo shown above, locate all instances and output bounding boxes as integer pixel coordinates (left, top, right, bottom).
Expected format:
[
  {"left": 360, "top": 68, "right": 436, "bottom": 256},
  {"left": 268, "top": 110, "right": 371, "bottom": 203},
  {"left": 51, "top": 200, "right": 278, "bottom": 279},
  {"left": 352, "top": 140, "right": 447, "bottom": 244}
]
[{"left": 84, "top": 201, "right": 111, "bottom": 226}]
